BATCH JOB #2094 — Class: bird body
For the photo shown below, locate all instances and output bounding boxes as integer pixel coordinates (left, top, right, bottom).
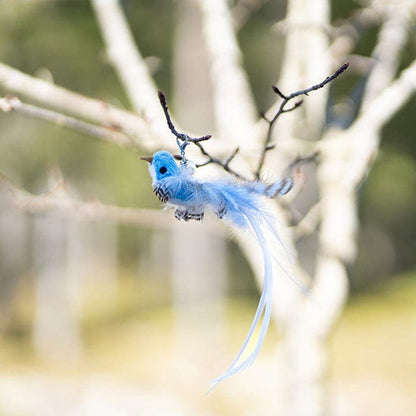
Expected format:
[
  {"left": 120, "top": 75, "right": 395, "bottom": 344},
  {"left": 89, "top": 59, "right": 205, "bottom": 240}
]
[
  {"left": 145, "top": 150, "right": 293, "bottom": 223},
  {"left": 141, "top": 150, "right": 295, "bottom": 391}
]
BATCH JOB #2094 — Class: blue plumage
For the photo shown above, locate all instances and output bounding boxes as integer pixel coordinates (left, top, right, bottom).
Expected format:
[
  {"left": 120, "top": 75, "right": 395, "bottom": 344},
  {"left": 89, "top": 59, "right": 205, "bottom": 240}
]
[{"left": 141, "top": 150, "right": 295, "bottom": 391}]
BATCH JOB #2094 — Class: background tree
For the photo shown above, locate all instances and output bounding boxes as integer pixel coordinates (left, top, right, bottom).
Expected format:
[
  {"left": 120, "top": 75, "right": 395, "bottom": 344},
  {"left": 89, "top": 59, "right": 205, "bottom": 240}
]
[{"left": 0, "top": 0, "right": 415, "bottom": 415}]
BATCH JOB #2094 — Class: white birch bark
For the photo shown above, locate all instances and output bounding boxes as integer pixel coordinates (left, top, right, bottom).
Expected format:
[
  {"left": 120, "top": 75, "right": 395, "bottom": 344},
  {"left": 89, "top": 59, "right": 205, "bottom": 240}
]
[
  {"left": 170, "top": 0, "right": 227, "bottom": 380},
  {"left": 0, "top": 0, "right": 414, "bottom": 414},
  {"left": 90, "top": 0, "right": 171, "bottom": 147},
  {"left": 33, "top": 215, "right": 83, "bottom": 363}
]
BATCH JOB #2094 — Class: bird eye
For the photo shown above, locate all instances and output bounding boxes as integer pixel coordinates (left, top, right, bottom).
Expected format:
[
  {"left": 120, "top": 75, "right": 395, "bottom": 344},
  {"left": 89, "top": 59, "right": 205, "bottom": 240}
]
[{"left": 159, "top": 166, "right": 167, "bottom": 174}]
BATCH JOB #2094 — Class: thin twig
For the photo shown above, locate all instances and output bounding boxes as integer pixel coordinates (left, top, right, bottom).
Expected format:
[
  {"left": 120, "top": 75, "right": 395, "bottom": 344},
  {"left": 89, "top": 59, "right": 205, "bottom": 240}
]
[
  {"left": 158, "top": 91, "right": 212, "bottom": 144},
  {"left": 158, "top": 91, "right": 248, "bottom": 179},
  {"left": 255, "top": 62, "right": 349, "bottom": 178},
  {"left": 158, "top": 88, "right": 321, "bottom": 182},
  {"left": 280, "top": 62, "right": 349, "bottom": 102},
  {"left": 195, "top": 144, "right": 248, "bottom": 180}
]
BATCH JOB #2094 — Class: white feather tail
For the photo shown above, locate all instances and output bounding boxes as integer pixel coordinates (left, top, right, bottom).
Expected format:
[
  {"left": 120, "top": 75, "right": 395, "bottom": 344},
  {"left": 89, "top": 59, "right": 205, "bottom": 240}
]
[{"left": 207, "top": 211, "right": 275, "bottom": 393}]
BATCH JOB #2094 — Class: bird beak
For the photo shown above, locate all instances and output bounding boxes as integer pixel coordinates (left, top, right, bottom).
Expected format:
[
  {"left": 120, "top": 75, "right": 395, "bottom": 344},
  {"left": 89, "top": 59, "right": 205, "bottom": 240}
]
[{"left": 140, "top": 156, "right": 153, "bottom": 164}]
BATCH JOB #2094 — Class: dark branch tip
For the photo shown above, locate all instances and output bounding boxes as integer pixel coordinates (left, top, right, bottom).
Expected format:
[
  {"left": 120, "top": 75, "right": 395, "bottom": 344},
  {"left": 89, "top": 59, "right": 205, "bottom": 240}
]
[
  {"left": 196, "top": 134, "right": 212, "bottom": 142},
  {"left": 340, "top": 62, "right": 350, "bottom": 72},
  {"left": 272, "top": 85, "right": 287, "bottom": 99}
]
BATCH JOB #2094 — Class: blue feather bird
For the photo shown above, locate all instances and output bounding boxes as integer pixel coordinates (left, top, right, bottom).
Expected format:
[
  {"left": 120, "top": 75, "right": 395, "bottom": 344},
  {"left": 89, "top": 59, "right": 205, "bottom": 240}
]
[{"left": 141, "top": 150, "right": 295, "bottom": 391}]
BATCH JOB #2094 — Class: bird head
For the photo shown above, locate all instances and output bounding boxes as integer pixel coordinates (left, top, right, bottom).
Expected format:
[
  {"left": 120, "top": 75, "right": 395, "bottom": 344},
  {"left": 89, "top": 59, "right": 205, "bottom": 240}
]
[{"left": 140, "top": 150, "right": 180, "bottom": 181}]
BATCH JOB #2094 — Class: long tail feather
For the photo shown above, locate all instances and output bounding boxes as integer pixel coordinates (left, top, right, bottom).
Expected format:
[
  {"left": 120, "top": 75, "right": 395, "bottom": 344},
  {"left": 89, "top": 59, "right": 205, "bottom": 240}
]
[{"left": 207, "top": 208, "right": 274, "bottom": 393}]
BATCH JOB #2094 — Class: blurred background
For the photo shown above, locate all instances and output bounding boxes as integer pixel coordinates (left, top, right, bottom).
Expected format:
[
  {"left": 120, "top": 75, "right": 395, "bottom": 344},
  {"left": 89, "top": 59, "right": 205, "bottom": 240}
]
[{"left": 0, "top": 0, "right": 415, "bottom": 415}]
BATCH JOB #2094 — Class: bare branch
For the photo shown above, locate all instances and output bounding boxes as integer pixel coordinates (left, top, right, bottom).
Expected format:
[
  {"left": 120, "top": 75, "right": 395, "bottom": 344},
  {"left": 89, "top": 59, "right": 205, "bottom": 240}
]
[
  {"left": 361, "top": 0, "right": 414, "bottom": 107},
  {"left": 158, "top": 90, "right": 181, "bottom": 138},
  {"left": 359, "top": 60, "right": 416, "bottom": 132},
  {"left": 159, "top": 57, "right": 338, "bottom": 180},
  {"left": 281, "top": 99, "right": 304, "bottom": 114},
  {"left": 157, "top": 90, "right": 247, "bottom": 179},
  {"left": 0, "top": 96, "right": 135, "bottom": 149},
  {"left": 0, "top": 62, "right": 254, "bottom": 167},
  {"left": 255, "top": 63, "right": 349, "bottom": 178},
  {"left": 158, "top": 91, "right": 212, "bottom": 144},
  {"left": 0, "top": 171, "right": 222, "bottom": 235},
  {"left": 329, "top": 5, "right": 382, "bottom": 65},
  {"left": 158, "top": 66, "right": 329, "bottom": 181},
  {"left": 197, "top": 0, "right": 257, "bottom": 147},
  {"left": 344, "top": 59, "right": 416, "bottom": 187},
  {"left": 279, "top": 62, "right": 349, "bottom": 103},
  {"left": 90, "top": 0, "right": 159, "bottom": 115},
  {"left": 224, "top": 146, "right": 240, "bottom": 166},
  {"left": 0, "top": 62, "right": 159, "bottom": 148},
  {"left": 195, "top": 144, "right": 247, "bottom": 180}
]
